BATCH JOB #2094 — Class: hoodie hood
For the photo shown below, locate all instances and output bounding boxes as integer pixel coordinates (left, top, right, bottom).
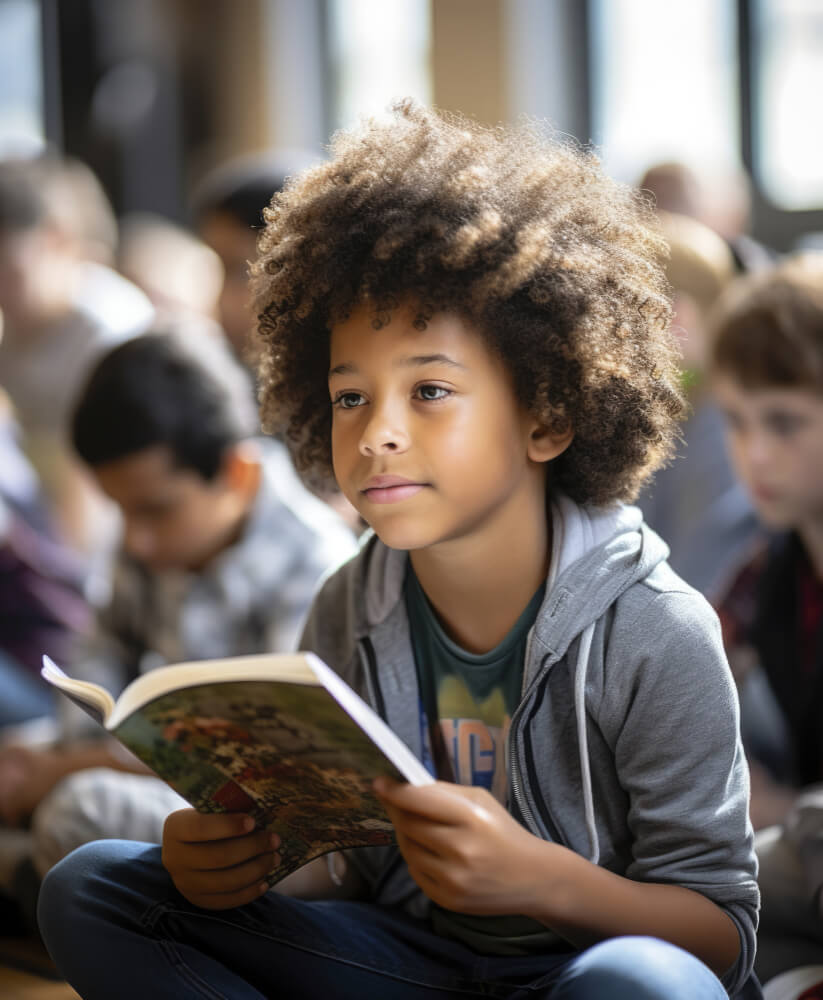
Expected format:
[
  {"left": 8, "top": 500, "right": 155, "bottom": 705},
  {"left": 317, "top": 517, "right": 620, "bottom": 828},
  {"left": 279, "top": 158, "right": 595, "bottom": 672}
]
[
  {"left": 518, "top": 496, "right": 671, "bottom": 864},
  {"left": 534, "top": 495, "right": 670, "bottom": 674},
  {"left": 361, "top": 497, "right": 668, "bottom": 642}
]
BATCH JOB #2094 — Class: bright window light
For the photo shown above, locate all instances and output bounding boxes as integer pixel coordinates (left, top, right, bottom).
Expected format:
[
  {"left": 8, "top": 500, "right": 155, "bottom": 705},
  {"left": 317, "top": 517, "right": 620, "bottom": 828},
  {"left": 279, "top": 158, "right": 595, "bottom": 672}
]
[
  {"left": 0, "top": 0, "right": 44, "bottom": 155},
  {"left": 753, "top": 0, "right": 823, "bottom": 210},
  {"left": 327, "top": 0, "right": 431, "bottom": 130},
  {"left": 590, "top": 0, "right": 739, "bottom": 185}
]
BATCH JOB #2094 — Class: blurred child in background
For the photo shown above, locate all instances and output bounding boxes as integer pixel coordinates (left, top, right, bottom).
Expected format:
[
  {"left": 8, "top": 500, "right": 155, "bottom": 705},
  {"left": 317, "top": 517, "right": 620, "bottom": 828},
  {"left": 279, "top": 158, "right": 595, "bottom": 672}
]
[
  {"left": 190, "top": 151, "right": 361, "bottom": 532},
  {"left": 638, "top": 160, "right": 775, "bottom": 275},
  {"left": 710, "top": 253, "right": 823, "bottom": 982},
  {"left": 637, "top": 210, "right": 760, "bottom": 600},
  {"left": 0, "top": 154, "right": 153, "bottom": 558},
  {"left": 191, "top": 150, "right": 319, "bottom": 368},
  {"left": 0, "top": 324, "right": 356, "bottom": 932},
  {"left": 117, "top": 211, "right": 223, "bottom": 325}
]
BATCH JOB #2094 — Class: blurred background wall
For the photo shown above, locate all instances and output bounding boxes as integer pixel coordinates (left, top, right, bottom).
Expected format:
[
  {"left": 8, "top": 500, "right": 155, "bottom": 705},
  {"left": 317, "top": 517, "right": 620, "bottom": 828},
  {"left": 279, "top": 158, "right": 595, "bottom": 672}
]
[{"left": 0, "top": 0, "right": 821, "bottom": 251}]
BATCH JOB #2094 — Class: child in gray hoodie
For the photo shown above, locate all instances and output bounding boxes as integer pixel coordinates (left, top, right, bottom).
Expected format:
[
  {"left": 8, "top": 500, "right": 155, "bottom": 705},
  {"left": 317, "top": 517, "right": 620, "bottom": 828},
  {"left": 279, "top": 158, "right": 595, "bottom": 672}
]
[{"left": 37, "top": 102, "right": 760, "bottom": 999}]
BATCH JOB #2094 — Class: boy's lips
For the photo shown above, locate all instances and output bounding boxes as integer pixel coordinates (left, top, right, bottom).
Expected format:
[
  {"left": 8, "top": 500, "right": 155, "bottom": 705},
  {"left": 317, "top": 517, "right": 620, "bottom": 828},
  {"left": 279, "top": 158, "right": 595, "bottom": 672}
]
[
  {"left": 361, "top": 475, "right": 426, "bottom": 504},
  {"left": 751, "top": 483, "right": 779, "bottom": 503}
]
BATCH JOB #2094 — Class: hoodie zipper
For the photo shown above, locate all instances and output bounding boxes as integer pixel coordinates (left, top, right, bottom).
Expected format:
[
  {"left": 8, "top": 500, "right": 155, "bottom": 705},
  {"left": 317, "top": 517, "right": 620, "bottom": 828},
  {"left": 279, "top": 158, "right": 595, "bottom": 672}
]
[
  {"left": 359, "top": 636, "right": 387, "bottom": 719},
  {"left": 508, "top": 648, "right": 564, "bottom": 844}
]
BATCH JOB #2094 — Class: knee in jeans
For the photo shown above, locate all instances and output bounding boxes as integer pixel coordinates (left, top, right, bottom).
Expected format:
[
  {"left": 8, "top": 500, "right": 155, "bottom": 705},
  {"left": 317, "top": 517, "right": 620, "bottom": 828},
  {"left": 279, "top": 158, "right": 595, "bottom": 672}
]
[
  {"left": 557, "top": 936, "right": 722, "bottom": 999},
  {"left": 37, "top": 843, "right": 88, "bottom": 940},
  {"left": 38, "top": 840, "right": 123, "bottom": 922}
]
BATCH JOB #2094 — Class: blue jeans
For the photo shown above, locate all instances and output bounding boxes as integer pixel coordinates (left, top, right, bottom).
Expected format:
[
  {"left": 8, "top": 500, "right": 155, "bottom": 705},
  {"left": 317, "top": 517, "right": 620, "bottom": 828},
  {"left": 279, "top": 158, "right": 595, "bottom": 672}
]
[{"left": 38, "top": 840, "right": 731, "bottom": 1000}]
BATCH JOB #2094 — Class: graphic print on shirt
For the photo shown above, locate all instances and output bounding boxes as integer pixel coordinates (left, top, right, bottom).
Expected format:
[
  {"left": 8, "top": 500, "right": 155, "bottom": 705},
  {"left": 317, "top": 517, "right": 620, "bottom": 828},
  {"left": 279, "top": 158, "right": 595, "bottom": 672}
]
[{"left": 433, "top": 675, "right": 512, "bottom": 803}]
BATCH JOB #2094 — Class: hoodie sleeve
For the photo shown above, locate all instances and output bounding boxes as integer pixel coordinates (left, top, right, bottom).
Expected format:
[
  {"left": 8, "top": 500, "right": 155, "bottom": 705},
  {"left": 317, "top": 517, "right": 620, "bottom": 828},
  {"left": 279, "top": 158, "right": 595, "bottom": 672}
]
[{"left": 602, "top": 585, "right": 759, "bottom": 996}]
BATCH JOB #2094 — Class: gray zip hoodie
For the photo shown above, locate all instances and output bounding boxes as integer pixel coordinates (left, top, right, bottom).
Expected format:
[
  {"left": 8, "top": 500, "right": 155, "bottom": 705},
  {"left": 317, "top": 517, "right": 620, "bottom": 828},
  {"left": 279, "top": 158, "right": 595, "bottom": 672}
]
[{"left": 299, "top": 495, "right": 759, "bottom": 995}]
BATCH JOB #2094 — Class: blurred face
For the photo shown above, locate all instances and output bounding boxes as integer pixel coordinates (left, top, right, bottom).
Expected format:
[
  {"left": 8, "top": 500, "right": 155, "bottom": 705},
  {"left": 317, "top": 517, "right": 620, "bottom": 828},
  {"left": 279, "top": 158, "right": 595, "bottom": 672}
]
[
  {"left": 328, "top": 303, "right": 567, "bottom": 556},
  {"left": 198, "top": 211, "right": 259, "bottom": 362},
  {"left": 93, "top": 445, "right": 246, "bottom": 571},
  {"left": 0, "top": 227, "right": 57, "bottom": 328},
  {"left": 714, "top": 373, "right": 823, "bottom": 531}
]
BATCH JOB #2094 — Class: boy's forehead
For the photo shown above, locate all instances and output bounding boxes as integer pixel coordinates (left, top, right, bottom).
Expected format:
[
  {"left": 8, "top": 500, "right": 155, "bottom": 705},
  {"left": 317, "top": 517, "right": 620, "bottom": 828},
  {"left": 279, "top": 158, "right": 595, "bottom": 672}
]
[
  {"left": 93, "top": 445, "right": 194, "bottom": 495},
  {"left": 714, "top": 372, "right": 823, "bottom": 407},
  {"left": 328, "top": 301, "right": 484, "bottom": 365}
]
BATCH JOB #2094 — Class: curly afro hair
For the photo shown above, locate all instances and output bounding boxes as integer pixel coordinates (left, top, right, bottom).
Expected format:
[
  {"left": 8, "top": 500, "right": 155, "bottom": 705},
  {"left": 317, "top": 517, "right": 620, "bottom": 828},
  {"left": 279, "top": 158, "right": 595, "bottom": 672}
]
[{"left": 251, "top": 101, "right": 685, "bottom": 506}]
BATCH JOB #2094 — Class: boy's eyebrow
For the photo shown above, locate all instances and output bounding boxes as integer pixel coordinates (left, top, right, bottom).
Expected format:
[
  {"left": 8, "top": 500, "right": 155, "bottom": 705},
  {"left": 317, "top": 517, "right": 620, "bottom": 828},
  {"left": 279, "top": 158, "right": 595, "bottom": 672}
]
[{"left": 328, "top": 354, "right": 467, "bottom": 378}]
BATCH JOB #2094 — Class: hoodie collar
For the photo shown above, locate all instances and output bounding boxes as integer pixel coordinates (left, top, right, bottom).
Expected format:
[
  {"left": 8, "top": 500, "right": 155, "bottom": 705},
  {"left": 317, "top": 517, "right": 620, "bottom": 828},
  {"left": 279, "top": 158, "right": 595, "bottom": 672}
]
[{"left": 361, "top": 494, "right": 670, "bottom": 643}]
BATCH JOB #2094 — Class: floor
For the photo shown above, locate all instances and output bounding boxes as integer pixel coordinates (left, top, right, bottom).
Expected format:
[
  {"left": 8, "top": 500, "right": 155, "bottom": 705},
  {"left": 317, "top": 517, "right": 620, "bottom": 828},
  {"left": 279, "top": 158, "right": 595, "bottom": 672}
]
[
  {"left": 0, "top": 965, "right": 80, "bottom": 999},
  {"left": 0, "top": 934, "right": 80, "bottom": 999}
]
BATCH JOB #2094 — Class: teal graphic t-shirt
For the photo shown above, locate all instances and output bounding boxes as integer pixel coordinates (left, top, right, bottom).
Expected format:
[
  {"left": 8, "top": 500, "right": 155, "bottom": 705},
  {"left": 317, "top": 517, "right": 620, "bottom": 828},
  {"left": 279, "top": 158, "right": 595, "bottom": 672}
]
[
  {"left": 404, "top": 565, "right": 562, "bottom": 957},
  {"left": 405, "top": 566, "right": 543, "bottom": 804}
]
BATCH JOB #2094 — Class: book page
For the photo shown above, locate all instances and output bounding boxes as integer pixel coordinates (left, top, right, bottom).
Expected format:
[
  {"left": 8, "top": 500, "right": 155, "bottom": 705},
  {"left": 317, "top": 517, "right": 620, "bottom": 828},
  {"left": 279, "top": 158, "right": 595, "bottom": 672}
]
[
  {"left": 108, "top": 653, "right": 318, "bottom": 730},
  {"left": 305, "top": 653, "right": 433, "bottom": 787},
  {"left": 41, "top": 656, "right": 115, "bottom": 726}
]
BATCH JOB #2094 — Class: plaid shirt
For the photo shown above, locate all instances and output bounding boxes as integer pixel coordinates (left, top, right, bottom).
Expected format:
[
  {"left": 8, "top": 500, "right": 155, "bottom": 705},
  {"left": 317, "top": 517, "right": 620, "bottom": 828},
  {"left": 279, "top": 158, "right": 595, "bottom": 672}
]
[{"left": 62, "top": 441, "right": 357, "bottom": 736}]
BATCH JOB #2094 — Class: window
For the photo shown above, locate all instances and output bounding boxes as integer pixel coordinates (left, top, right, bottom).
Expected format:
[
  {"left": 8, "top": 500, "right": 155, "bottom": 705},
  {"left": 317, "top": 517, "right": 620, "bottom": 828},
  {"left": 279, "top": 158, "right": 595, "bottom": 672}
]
[
  {"left": 326, "top": 0, "right": 431, "bottom": 131},
  {"left": 750, "top": 0, "right": 823, "bottom": 210},
  {"left": 589, "top": 0, "right": 739, "bottom": 185},
  {"left": 0, "top": 0, "right": 44, "bottom": 154}
]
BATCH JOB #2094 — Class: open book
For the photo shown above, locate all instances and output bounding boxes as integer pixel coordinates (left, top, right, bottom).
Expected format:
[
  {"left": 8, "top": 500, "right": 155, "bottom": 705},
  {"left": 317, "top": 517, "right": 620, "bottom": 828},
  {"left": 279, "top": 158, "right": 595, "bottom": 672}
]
[{"left": 41, "top": 652, "right": 432, "bottom": 883}]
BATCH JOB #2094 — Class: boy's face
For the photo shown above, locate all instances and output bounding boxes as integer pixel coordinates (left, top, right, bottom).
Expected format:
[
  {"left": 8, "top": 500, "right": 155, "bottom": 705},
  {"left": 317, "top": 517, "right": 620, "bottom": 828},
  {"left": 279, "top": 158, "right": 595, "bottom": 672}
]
[
  {"left": 0, "top": 226, "right": 62, "bottom": 329},
  {"left": 328, "top": 303, "right": 568, "bottom": 556},
  {"left": 714, "top": 373, "right": 823, "bottom": 531},
  {"left": 198, "top": 210, "right": 259, "bottom": 361},
  {"left": 92, "top": 445, "right": 249, "bottom": 572}
]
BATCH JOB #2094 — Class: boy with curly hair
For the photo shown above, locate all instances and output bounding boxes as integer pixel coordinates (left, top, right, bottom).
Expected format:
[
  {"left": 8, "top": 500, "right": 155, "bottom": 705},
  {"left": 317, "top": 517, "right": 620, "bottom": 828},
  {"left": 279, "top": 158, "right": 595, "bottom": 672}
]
[{"left": 37, "top": 103, "right": 759, "bottom": 999}]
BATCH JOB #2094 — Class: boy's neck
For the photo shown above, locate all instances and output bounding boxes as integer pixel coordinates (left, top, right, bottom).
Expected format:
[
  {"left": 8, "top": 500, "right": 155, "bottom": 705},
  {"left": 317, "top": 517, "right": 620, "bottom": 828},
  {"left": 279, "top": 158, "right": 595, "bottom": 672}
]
[{"left": 409, "top": 494, "right": 550, "bottom": 655}]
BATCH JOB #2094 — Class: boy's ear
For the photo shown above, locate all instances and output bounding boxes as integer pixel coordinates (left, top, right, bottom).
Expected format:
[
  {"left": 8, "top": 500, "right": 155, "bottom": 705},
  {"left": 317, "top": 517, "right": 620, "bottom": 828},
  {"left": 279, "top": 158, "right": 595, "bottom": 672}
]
[
  {"left": 526, "top": 422, "right": 574, "bottom": 464},
  {"left": 220, "top": 441, "right": 262, "bottom": 500}
]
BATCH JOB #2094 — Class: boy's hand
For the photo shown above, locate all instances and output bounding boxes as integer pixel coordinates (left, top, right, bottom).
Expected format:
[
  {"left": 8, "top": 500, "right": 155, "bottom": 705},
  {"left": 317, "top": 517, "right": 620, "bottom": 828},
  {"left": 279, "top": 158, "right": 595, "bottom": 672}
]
[
  {"left": 374, "top": 777, "right": 549, "bottom": 917},
  {"left": 162, "top": 808, "right": 280, "bottom": 910}
]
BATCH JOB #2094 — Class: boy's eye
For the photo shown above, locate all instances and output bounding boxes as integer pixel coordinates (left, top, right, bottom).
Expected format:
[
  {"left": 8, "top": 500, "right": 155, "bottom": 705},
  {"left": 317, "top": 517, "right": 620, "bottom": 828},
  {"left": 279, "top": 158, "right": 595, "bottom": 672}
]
[
  {"left": 134, "top": 500, "right": 177, "bottom": 520},
  {"left": 332, "top": 391, "right": 365, "bottom": 409},
  {"left": 416, "top": 384, "right": 449, "bottom": 401},
  {"left": 765, "top": 413, "right": 805, "bottom": 436},
  {"left": 720, "top": 410, "right": 744, "bottom": 433}
]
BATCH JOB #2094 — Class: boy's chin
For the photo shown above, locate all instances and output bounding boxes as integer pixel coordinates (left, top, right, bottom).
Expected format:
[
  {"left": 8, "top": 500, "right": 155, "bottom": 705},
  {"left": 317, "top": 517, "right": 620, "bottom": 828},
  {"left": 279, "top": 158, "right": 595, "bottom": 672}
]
[
  {"left": 366, "top": 522, "right": 438, "bottom": 553},
  {"left": 751, "top": 503, "right": 794, "bottom": 532}
]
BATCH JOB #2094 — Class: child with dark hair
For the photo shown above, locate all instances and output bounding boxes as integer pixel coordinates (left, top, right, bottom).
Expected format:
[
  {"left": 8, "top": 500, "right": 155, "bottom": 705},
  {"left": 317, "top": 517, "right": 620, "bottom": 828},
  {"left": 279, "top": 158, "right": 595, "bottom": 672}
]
[
  {"left": 709, "top": 254, "right": 823, "bottom": 982},
  {"left": 0, "top": 324, "right": 355, "bottom": 927},
  {"left": 38, "top": 103, "right": 758, "bottom": 999},
  {"left": 191, "top": 150, "right": 320, "bottom": 364}
]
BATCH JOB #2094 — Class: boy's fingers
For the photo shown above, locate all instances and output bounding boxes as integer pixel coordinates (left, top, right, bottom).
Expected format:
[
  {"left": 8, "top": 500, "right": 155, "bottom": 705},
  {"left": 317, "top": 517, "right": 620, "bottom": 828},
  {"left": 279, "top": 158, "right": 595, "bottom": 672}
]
[
  {"left": 165, "top": 808, "right": 257, "bottom": 843},
  {"left": 393, "top": 815, "right": 465, "bottom": 854},
  {"left": 175, "top": 850, "right": 279, "bottom": 897},
  {"left": 375, "top": 779, "right": 479, "bottom": 825},
  {"left": 172, "top": 829, "right": 278, "bottom": 872}
]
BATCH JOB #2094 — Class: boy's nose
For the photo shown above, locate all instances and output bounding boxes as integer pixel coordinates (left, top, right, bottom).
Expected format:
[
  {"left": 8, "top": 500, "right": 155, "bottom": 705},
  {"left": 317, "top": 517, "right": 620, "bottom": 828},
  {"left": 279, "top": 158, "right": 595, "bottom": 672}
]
[
  {"left": 743, "top": 433, "right": 773, "bottom": 470},
  {"left": 123, "top": 522, "right": 155, "bottom": 562},
  {"left": 358, "top": 406, "right": 409, "bottom": 457}
]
